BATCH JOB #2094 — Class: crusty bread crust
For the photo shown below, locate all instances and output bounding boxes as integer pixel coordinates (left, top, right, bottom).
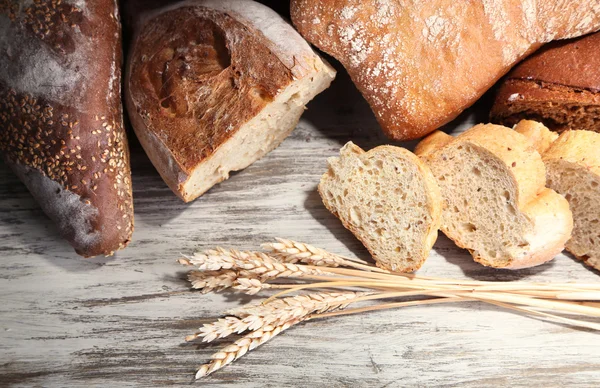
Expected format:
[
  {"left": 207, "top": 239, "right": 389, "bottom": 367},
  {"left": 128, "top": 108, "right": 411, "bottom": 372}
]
[
  {"left": 318, "top": 142, "right": 441, "bottom": 272},
  {"left": 291, "top": 0, "right": 600, "bottom": 140},
  {"left": 513, "top": 120, "right": 558, "bottom": 155},
  {"left": 126, "top": 0, "right": 335, "bottom": 202},
  {"left": 491, "top": 32, "right": 600, "bottom": 133},
  {"left": 0, "top": 0, "right": 134, "bottom": 257},
  {"left": 418, "top": 124, "right": 572, "bottom": 269}
]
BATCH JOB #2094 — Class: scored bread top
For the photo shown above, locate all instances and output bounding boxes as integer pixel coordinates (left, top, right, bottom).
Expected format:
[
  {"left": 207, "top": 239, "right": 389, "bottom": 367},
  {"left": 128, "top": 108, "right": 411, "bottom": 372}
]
[
  {"left": 127, "top": 0, "right": 331, "bottom": 187},
  {"left": 0, "top": 0, "right": 134, "bottom": 257}
]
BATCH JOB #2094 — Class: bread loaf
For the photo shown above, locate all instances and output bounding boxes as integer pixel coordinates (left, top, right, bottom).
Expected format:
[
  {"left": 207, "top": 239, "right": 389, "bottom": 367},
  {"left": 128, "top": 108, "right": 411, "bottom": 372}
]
[
  {"left": 0, "top": 0, "right": 134, "bottom": 257},
  {"left": 491, "top": 32, "right": 600, "bottom": 133},
  {"left": 416, "top": 124, "right": 572, "bottom": 269},
  {"left": 291, "top": 0, "right": 600, "bottom": 140},
  {"left": 516, "top": 122, "right": 600, "bottom": 272},
  {"left": 126, "top": 0, "right": 336, "bottom": 202},
  {"left": 319, "top": 142, "right": 442, "bottom": 272}
]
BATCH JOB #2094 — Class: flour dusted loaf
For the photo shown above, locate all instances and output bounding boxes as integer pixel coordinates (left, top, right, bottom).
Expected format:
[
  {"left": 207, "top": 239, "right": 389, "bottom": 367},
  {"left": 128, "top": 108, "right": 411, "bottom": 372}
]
[
  {"left": 319, "top": 142, "right": 442, "bottom": 272},
  {"left": 516, "top": 122, "right": 600, "bottom": 272},
  {"left": 491, "top": 32, "right": 600, "bottom": 133},
  {"left": 126, "top": 0, "right": 336, "bottom": 202},
  {"left": 0, "top": 0, "right": 134, "bottom": 257},
  {"left": 291, "top": 0, "right": 600, "bottom": 140},
  {"left": 416, "top": 124, "right": 572, "bottom": 269}
]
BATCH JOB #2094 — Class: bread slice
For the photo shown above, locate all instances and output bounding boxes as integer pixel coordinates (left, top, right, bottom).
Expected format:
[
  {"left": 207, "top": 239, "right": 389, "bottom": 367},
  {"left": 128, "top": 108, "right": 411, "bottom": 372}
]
[
  {"left": 521, "top": 127, "right": 600, "bottom": 271},
  {"left": 417, "top": 124, "right": 573, "bottom": 269},
  {"left": 318, "top": 142, "right": 442, "bottom": 272},
  {"left": 126, "top": 0, "right": 336, "bottom": 202}
]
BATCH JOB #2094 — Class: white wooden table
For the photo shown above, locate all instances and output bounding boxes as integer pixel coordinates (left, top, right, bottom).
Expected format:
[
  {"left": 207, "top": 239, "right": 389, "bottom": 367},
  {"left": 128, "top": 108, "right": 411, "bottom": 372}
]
[{"left": 1, "top": 68, "right": 599, "bottom": 387}]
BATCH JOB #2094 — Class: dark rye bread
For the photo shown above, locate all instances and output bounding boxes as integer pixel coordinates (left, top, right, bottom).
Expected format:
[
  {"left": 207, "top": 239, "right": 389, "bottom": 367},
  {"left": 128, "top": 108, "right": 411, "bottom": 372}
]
[
  {"left": 0, "top": 0, "right": 134, "bottom": 257},
  {"left": 126, "top": 0, "right": 335, "bottom": 202},
  {"left": 491, "top": 32, "right": 600, "bottom": 132}
]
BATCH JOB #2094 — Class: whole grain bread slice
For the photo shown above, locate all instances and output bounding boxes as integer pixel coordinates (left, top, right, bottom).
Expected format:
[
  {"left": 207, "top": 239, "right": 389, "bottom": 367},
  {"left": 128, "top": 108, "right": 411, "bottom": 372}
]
[
  {"left": 416, "top": 124, "right": 573, "bottom": 269},
  {"left": 516, "top": 122, "right": 600, "bottom": 272},
  {"left": 318, "top": 142, "right": 442, "bottom": 272}
]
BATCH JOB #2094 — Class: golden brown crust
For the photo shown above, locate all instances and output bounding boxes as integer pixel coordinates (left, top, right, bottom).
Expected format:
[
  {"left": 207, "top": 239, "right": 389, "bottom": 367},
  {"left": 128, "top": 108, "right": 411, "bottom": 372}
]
[
  {"left": 513, "top": 120, "right": 558, "bottom": 155},
  {"left": 544, "top": 130, "right": 600, "bottom": 178},
  {"left": 127, "top": 0, "right": 334, "bottom": 202},
  {"left": 0, "top": 0, "right": 134, "bottom": 257},
  {"left": 291, "top": 0, "right": 600, "bottom": 140},
  {"left": 128, "top": 6, "right": 295, "bottom": 176}
]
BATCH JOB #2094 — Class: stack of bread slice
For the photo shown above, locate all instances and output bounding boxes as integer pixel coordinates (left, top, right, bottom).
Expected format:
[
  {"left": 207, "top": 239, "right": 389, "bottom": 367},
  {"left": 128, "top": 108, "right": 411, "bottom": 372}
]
[
  {"left": 319, "top": 122, "right": 600, "bottom": 273},
  {"left": 515, "top": 121, "right": 600, "bottom": 272}
]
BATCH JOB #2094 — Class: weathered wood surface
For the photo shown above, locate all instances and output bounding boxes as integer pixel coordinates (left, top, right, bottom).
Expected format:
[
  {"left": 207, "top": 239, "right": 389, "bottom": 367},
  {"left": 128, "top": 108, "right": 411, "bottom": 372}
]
[{"left": 1, "top": 69, "right": 600, "bottom": 387}]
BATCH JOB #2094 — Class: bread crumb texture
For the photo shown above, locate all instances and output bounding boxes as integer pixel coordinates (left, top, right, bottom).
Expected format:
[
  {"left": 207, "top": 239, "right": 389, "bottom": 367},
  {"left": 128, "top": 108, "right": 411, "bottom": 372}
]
[
  {"left": 318, "top": 142, "right": 441, "bottom": 272},
  {"left": 418, "top": 124, "right": 572, "bottom": 269}
]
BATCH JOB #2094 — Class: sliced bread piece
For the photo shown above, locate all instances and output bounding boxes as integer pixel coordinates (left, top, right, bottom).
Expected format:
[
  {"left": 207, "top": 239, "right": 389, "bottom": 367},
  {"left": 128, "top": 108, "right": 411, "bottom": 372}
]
[
  {"left": 318, "top": 142, "right": 442, "bottom": 272},
  {"left": 417, "top": 124, "right": 573, "bottom": 269},
  {"left": 527, "top": 129, "right": 600, "bottom": 272}
]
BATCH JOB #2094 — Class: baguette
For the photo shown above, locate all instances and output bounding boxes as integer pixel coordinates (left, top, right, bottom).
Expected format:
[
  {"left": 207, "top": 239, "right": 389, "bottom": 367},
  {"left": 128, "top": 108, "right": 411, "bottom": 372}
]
[
  {"left": 291, "top": 0, "right": 600, "bottom": 140},
  {"left": 319, "top": 142, "right": 442, "bottom": 272},
  {"left": 126, "top": 0, "right": 336, "bottom": 202},
  {"left": 0, "top": 0, "right": 134, "bottom": 257},
  {"left": 417, "top": 124, "right": 572, "bottom": 269}
]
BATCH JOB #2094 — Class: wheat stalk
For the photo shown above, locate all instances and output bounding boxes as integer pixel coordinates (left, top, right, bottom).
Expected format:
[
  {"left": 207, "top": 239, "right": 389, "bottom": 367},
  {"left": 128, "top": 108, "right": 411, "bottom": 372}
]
[
  {"left": 191, "top": 291, "right": 367, "bottom": 378},
  {"left": 184, "top": 239, "right": 600, "bottom": 379},
  {"left": 181, "top": 249, "right": 332, "bottom": 294},
  {"left": 262, "top": 238, "right": 387, "bottom": 273}
]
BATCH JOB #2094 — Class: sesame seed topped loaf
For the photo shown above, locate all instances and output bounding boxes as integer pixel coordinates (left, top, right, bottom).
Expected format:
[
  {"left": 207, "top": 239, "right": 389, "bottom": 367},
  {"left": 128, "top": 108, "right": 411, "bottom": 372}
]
[
  {"left": 0, "top": 0, "right": 134, "bottom": 257},
  {"left": 126, "top": 0, "right": 336, "bottom": 202},
  {"left": 291, "top": 0, "right": 600, "bottom": 140},
  {"left": 318, "top": 142, "right": 442, "bottom": 272},
  {"left": 416, "top": 124, "right": 573, "bottom": 269},
  {"left": 491, "top": 32, "right": 600, "bottom": 133}
]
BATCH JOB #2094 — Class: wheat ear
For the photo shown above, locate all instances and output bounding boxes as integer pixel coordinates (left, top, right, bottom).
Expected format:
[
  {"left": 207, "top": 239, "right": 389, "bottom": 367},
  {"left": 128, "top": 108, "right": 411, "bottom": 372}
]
[
  {"left": 181, "top": 249, "right": 329, "bottom": 294},
  {"left": 262, "top": 238, "right": 387, "bottom": 273}
]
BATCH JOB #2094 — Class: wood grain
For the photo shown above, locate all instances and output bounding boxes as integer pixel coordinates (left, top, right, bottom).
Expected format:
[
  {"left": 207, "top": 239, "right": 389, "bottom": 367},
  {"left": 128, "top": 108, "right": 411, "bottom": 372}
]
[{"left": 1, "top": 67, "right": 599, "bottom": 387}]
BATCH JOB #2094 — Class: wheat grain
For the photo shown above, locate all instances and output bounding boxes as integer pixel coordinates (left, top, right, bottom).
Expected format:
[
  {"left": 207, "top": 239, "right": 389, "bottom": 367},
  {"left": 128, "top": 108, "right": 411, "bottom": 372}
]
[
  {"left": 185, "top": 239, "right": 600, "bottom": 378},
  {"left": 195, "top": 318, "right": 301, "bottom": 379},
  {"left": 188, "top": 291, "right": 369, "bottom": 344},
  {"left": 182, "top": 249, "right": 332, "bottom": 294},
  {"left": 263, "top": 238, "right": 387, "bottom": 272},
  {"left": 194, "top": 291, "right": 367, "bottom": 378}
]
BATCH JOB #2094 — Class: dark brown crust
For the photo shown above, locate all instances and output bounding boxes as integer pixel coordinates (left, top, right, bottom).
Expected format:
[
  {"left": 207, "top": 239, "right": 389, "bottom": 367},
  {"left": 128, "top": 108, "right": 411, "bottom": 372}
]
[
  {"left": 508, "top": 32, "right": 600, "bottom": 92},
  {"left": 0, "top": 0, "right": 134, "bottom": 257},
  {"left": 127, "top": 5, "right": 296, "bottom": 191},
  {"left": 490, "top": 79, "right": 600, "bottom": 132},
  {"left": 491, "top": 32, "right": 600, "bottom": 133}
]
